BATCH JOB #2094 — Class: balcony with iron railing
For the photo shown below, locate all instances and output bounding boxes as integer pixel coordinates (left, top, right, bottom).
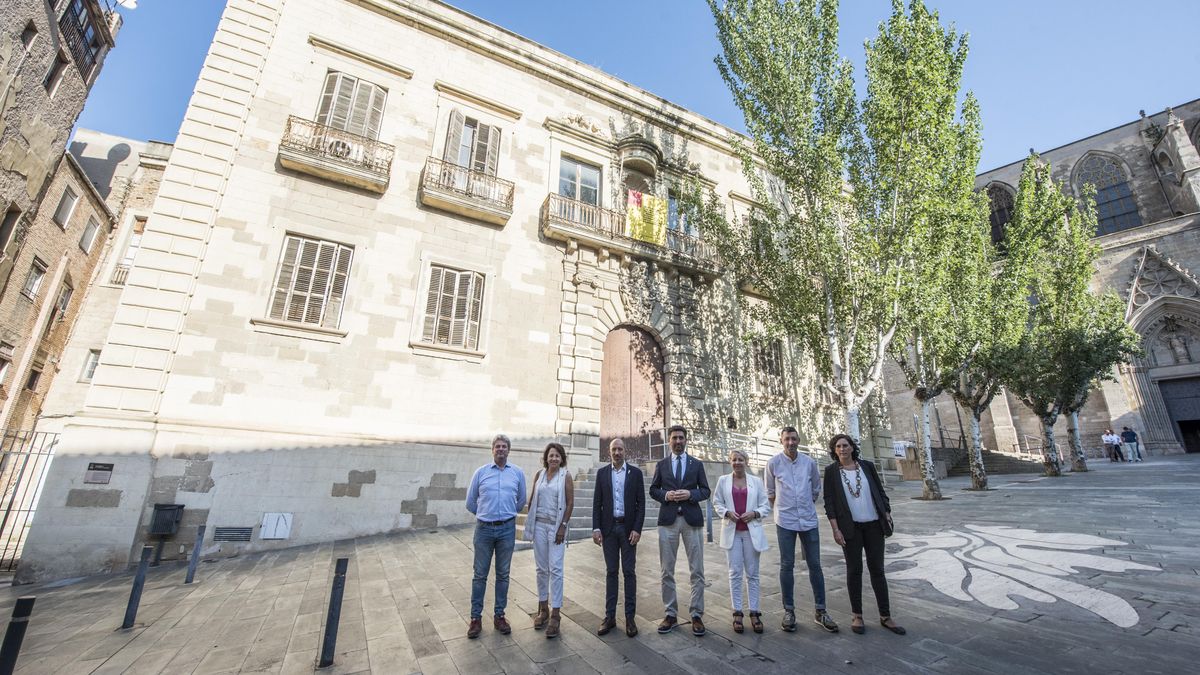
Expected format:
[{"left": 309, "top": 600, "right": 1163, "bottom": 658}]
[
  {"left": 276, "top": 116, "right": 394, "bottom": 193},
  {"left": 540, "top": 193, "right": 721, "bottom": 278},
  {"left": 418, "top": 157, "right": 514, "bottom": 226}
]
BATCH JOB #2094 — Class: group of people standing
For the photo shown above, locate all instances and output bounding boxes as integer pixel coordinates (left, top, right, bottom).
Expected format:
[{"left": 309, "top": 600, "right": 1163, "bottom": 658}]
[
  {"left": 1101, "top": 426, "right": 1145, "bottom": 463},
  {"left": 464, "top": 426, "right": 906, "bottom": 641}
]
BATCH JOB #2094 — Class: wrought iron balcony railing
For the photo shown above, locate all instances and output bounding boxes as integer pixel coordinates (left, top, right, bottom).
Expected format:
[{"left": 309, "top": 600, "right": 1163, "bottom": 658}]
[
  {"left": 278, "top": 116, "right": 394, "bottom": 191},
  {"left": 421, "top": 157, "right": 514, "bottom": 211},
  {"left": 541, "top": 194, "right": 720, "bottom": 274}
]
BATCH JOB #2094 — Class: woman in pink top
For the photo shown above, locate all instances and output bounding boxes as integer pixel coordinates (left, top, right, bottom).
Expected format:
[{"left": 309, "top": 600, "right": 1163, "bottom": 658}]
[{"left": 713, "top": 449, "right": 771, "bottom": 633}]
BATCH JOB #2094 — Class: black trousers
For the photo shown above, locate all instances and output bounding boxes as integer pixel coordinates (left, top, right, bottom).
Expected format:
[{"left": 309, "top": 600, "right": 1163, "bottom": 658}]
[
  {"left": 602, "top": 522, "right": 637, "bottom": 619},
  {"left": 844, "top": 520, "right": 890, "bottom": 617},
  {"left": 1110, "top": 444, "right": 1125, "bottom": 462}
]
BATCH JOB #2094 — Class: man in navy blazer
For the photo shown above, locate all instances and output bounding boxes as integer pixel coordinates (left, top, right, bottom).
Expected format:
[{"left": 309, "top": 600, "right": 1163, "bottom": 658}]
[
  {"left": 649, "top": 425, "right": 711, "bottom": 636},
  {"left": 592, "top": 438, "right": 645, "bottom": 637}
]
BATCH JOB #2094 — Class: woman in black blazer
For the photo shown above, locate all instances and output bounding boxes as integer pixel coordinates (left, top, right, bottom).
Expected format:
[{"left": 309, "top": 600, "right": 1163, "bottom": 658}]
[{"left": 822, "top": 434, "right": 905, "bottom": 636}]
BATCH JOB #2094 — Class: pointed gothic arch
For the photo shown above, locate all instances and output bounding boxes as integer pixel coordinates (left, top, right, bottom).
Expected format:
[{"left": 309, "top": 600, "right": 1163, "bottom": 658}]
[
  {"left": 1069, "top": 151, "right": 1143, "bottom": 235},
  {"left": 983, "top": 181, "right": 1016, "bottom": 246}
]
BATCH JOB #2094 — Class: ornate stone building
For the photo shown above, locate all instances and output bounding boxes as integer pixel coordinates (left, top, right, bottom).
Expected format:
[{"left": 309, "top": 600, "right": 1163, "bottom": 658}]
[
  {"left": 885, "top": 99, "right": 1200, "bottom": 459},
  {"left": 18, "top": 0, "right": 870, "bottom": 582}
]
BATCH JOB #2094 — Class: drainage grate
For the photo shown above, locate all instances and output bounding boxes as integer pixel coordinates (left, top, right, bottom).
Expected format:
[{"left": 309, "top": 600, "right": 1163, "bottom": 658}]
[{"left": 212, "top": 526, "right": 253, "bottom": 542}]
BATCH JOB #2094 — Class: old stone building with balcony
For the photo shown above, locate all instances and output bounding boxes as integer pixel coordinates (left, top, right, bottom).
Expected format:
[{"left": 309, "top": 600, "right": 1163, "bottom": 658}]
[
  {"left": 883, "top": 99, "right": 1200, "bottom": 465},
  {"left": 18, "top": 0, "right": 875, "bottom": 582}
]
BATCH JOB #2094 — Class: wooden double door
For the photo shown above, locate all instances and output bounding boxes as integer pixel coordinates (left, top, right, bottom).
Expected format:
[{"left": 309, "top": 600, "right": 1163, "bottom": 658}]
[{"left": 599, "top": 326, "right": 666, "bottom": 463}]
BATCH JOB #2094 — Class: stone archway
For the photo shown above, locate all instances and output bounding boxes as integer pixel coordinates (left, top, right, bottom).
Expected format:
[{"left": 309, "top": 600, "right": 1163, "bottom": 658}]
[{"left": 600, "top": 325, "right": 666, "bottom": 463}]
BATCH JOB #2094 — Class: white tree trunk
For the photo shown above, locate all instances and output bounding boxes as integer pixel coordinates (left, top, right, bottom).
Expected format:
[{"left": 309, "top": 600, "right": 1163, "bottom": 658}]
[
  {"left": 1067, "top": 411, "right": 1088, "bottom": 473},
  {"left": 846, "top": 405, "right": 861, "bottom": 443},
  {"left": 918, "top": 397, "right": 943, "bottom": 499},
  {"left": 969, "top": 410, "right": 988, "bottom": 490},
  {"left": 1041, "top": 416, "right": 1062, "bottom": 477}
]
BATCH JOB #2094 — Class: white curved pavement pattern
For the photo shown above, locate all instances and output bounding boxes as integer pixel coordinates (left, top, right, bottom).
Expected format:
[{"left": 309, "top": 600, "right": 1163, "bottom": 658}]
[{"left": 1, "top": 455, "right": 1198, "bottom": 673}]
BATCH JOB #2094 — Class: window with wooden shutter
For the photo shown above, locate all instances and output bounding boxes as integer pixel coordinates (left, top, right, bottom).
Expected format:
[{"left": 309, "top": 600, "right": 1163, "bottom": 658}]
[
  {"left": 421, "top": 264, "right": 485, "bottom": 350},
  {"left": 444, "top": 110, "right": 500, "bottom": 176},
  {"left": 53, "top": 187, "right": 78, "bottom": 227},
  {"left": 268, "top": 234, "right": 353, "bottom": 329},
  {"left": 315, "top": 71, "right": 387, "bottom": 140}
]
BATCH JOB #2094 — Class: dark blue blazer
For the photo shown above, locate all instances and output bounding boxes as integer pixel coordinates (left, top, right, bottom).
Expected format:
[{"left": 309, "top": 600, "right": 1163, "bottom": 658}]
[
  {"left": 591, "top": 464, "right": 645, "bottom": 535},
  {"left": 649, "top": 453, "right": 711, "bottom": 527}
]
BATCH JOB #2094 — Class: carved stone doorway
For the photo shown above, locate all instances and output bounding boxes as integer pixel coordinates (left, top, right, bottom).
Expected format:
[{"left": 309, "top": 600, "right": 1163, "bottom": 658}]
[
  {"left": 1159, "top": 376, "right": 1200, "bottom": 453},
  {"left": 600, "top": 326, "right": 666, "bottom": 463}
]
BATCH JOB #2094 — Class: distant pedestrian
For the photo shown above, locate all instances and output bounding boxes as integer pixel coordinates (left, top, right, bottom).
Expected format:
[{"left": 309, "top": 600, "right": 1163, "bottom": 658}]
[
  {"left": 713, "top": 449, "right": 770, "bottom": 633},
  {"left": 764, "top": 426, "right": 838, "bottom": 633},
  {"left": 524, "top": 442, "right": 574, "bottom": 638},
  {"left": 465, "top": 434, "right": 527, "bottom": 639},
  {"left": 1101, "top": 429, "right": 1124, "bottom": 462},
  {"left": 1120, "top": 427, "right": 1143, "bottom": 462},
  {"left": 649, "top": 425, "right": 711, "bottom": 636},
  {"left": 824, "top": 434, "right": 905, "bottom": 637}
]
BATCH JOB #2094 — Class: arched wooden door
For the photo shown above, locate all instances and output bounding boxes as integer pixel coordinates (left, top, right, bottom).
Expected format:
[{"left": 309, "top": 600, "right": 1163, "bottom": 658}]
[{"left": 600, "top": 326, "right": 666, "bottom": 463}]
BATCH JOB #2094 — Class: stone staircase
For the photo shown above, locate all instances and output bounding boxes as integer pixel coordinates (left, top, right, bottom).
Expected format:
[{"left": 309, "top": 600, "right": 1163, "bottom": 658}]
[
  {"left": 516, "top": 462, "right": 662, "bottom": 549},
  {"left": 946, "top": 448, "right": 1044, "bottom": 477}
]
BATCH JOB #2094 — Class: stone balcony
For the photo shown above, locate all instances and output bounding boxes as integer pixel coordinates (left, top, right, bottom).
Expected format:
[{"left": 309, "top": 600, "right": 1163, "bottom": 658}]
[
  {"left": 277, "top": 116, "right": 394, "bottom": 193},
  {"left": 540, "top": 193, "right": 721, "bottom": 278},
  {"left": 418, "top": 157, "right": 514, "bottom": 226}
]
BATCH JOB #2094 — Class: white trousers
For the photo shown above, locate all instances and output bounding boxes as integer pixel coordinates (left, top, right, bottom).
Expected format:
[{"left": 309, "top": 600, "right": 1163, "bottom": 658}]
[
  {"left": 727, "top": 530, "right": 761, "bottom": 612},
  {"left": 533, "top": 520, "right": 565, "bottom": 607}
]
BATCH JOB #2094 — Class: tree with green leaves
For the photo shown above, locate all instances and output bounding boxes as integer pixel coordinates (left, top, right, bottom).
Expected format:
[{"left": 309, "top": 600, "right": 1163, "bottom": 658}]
[
  {"left": 945, "top": 157, "right": 1046, "bottom": 490},
  {"left": 703, "top": 0, "right": 980, "bottom": 455},
  {"left": 1004, "top": 157, "right": 1140, "bottom": 475}
]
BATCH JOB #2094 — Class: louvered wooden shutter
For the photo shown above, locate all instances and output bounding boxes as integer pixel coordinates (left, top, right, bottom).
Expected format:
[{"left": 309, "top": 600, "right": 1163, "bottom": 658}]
[
  {"left": 470, "top": 124, "right": 491, "bottom": 173},
  {"left": 421, "top": 266, "right": 445, "bottom": 342},
  {"left": 322, "top": 245, "right": 352, "bottom": 328},
  {"left": 483, "top": 127, "right": 500, "bottom": 177},
  {"left": 435, "top": 269, "right": 456, "bottom": 344},
  {"left": 467, "top": 272, "right": 485, "bottom": 350},
  {"left": 444, "top": 110, "right": 465, "bottom": 163},
  {"left": 366, "top": 85, "right": 386, "bottom": 140},
  {"left": 318, "top": 72, "right": 357, "bottom": 131},
  {"left": 269, "top": 236, "right": 301, "bottom": 321},
  {"left": 316, "top": 72, "right": 340, "bottom": 126}
]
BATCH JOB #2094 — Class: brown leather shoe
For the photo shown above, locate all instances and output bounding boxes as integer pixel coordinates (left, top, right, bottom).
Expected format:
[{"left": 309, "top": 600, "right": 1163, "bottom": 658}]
[
  {"left": 597, "top": 616, "right": 617, "bottom": 636},
  {"left": 656, "top": 615, "right": 678, "bottom": 633},
  {"left": 545, "top": 609, "right": 561, "bottom": 639},
  {"left": 467, "top": 617, "right": 482, "bottom": 639},
  {"left": 625, "top": 616, "right": 638, "bottom": 637},
  {"left": 691, "top": 615, "right": 706, "bottom": 636},
  {"left": 494, "top": 615, "right": 512, "bottom": 635}
]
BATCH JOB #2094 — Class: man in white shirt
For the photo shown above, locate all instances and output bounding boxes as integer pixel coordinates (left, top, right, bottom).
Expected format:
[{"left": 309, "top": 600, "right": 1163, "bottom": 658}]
[
  {"left": 592, "top": 438, "right": 645, "bottom": 637},
  {"left": 763, "top": 426, "right": 838, "bottom": 633}
]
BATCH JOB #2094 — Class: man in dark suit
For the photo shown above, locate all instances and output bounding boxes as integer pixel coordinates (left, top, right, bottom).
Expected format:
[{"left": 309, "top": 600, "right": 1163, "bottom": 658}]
[
  {"left": 592, "top": 438, "right": 645, "bottom": 637},
  {"left": 649, "top": 424, "right": 711, "bottom": 636}
]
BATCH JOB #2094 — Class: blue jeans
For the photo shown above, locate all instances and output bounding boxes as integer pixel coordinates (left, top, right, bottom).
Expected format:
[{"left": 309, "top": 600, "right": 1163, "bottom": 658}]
[
  {"left": 471, "top": 519, "right": 516, "bottom": 619},
  {"left": 777, "top": 525, "right": 825, "bottom": 611}
]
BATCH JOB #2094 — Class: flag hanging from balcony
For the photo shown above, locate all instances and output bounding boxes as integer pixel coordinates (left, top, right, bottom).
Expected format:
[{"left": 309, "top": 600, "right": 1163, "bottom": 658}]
[{"left": 627, "top": 190, "right": 667, "bottom": 246}]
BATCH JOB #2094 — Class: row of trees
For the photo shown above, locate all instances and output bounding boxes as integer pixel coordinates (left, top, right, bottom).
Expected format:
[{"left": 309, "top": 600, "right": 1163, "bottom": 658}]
[{"left": 697, "top": 0, "right": 1140, "bottom": 498}]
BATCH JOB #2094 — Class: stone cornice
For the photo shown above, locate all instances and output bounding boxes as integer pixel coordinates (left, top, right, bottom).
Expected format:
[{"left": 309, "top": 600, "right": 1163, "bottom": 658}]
[
  {"left": 308, "top": 34, "right": 415, "bottom": 79},
  {"left": 434, "top": 80, "right": 521, "bottom": 120}
]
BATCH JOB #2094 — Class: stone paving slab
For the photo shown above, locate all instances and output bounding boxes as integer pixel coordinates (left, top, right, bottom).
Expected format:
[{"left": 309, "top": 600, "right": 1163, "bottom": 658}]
[{"left": 2, "top": 455, "right": 1199, "bottom": 673}]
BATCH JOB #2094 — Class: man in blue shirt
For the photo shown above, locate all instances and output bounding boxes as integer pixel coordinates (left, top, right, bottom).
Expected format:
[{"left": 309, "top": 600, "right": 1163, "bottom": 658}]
[{"left": 465, "top": 434, "right": 527, "bottom": 639}]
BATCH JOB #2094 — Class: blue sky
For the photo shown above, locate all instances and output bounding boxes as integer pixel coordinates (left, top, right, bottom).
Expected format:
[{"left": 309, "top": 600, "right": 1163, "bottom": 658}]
[{"left": 78, "top": 0, "right": 1200, "bottom": 172}]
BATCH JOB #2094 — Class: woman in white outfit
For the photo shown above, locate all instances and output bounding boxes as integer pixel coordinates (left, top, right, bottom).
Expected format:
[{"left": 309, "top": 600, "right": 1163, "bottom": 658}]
[
  {"left": 523, "top": 442, "right": 574, "bottom": 638},
  {"left": 713, "top": 449, "right": 771, "bottom": 633}
]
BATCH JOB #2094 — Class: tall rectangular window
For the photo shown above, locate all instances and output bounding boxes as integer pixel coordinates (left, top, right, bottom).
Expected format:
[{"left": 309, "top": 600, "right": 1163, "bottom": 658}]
[
  {"left": 559, "top": 157, "right": 601, "bottom": 205},
  {"left": 421, "top": 265, "right": 485, "bottom": 351},
  {"left": 443, "top": 110, "right": 499, "bottom": 176},
  {"left": 79, "top": 217, "right": 100, "bottom": 253},
  {"left": 268, "top": 234, "right": 353, "bottom": 329},
  {"left": 315, "top": 71, "right": 387, "bottom": 140},
  {"left": 21, "top": 258, "right": 47, "bottom": 299},
  {"left": 0, "top": 342, "right": 13, "bottom": 385},
  {"left": 25, "top": 369, "right": 41, "bottom": 392},
  {"left": 81, "top": 349, "right": 100, "bottom": 382},
  {"left": 52, "top": 187, "right": 78, "bottom": 227},
  {"left": 752, "top": 338, "right": 786, "bottom": 398},
  {"left": 44, "top": 50, "right": 70, "bottom": 95},
  {"left": 53, "top": 284, "right": 73, "bottom": 322},
  {"left": 0, "top": 207, "right": 21, "bottom": 252}
]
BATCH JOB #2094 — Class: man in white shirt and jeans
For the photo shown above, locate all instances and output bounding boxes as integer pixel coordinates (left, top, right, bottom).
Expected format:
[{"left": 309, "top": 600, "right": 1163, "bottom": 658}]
[{"left": 763, "top": 426, "right": 838, "bottom": 633}]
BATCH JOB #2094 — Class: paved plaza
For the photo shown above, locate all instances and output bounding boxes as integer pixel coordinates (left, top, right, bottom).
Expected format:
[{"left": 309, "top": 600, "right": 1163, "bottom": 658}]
[{"left": 2, "top": 455, "right": 1198, "bottom": 674}]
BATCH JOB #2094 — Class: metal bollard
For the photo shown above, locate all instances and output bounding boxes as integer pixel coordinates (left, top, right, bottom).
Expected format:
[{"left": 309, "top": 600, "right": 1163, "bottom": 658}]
[
  {"left": 317, "top": 558, "right": 349, "bottom": 668},
  {"left": 185, "top": 525, "right": 207, "bottom": 584},
  {"left": 121, "top": 546, "right": 154, "bottom": 629},
  {"left": 0, "top": 596, "right": 35, "bottom": 675}
]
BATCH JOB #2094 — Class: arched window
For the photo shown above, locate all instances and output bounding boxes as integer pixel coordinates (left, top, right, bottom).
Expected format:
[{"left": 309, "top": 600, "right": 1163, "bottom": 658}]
[
  {"left": 986, "top": 184, "right": 1015, "bottom": 246},
  {"left": 1074, "top": 154, "right": 1142, "bottom": 235}
]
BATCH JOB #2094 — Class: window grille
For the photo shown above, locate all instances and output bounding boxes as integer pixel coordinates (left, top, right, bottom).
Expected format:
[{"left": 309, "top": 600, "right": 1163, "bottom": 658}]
[
  {"left": 421, "top": 265, "right": 485, "bottom": 350},
  {"left": 752, "top": 339, "right": 786, "bottom": 398},
  {"left": 268, "top": 235, "right": 353, "bottom": 329}
]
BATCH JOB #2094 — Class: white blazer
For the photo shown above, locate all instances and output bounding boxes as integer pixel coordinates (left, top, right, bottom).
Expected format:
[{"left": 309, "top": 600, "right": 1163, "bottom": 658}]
[{"left": 713, "top": 473, "right": 771, "bottom": 552}]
